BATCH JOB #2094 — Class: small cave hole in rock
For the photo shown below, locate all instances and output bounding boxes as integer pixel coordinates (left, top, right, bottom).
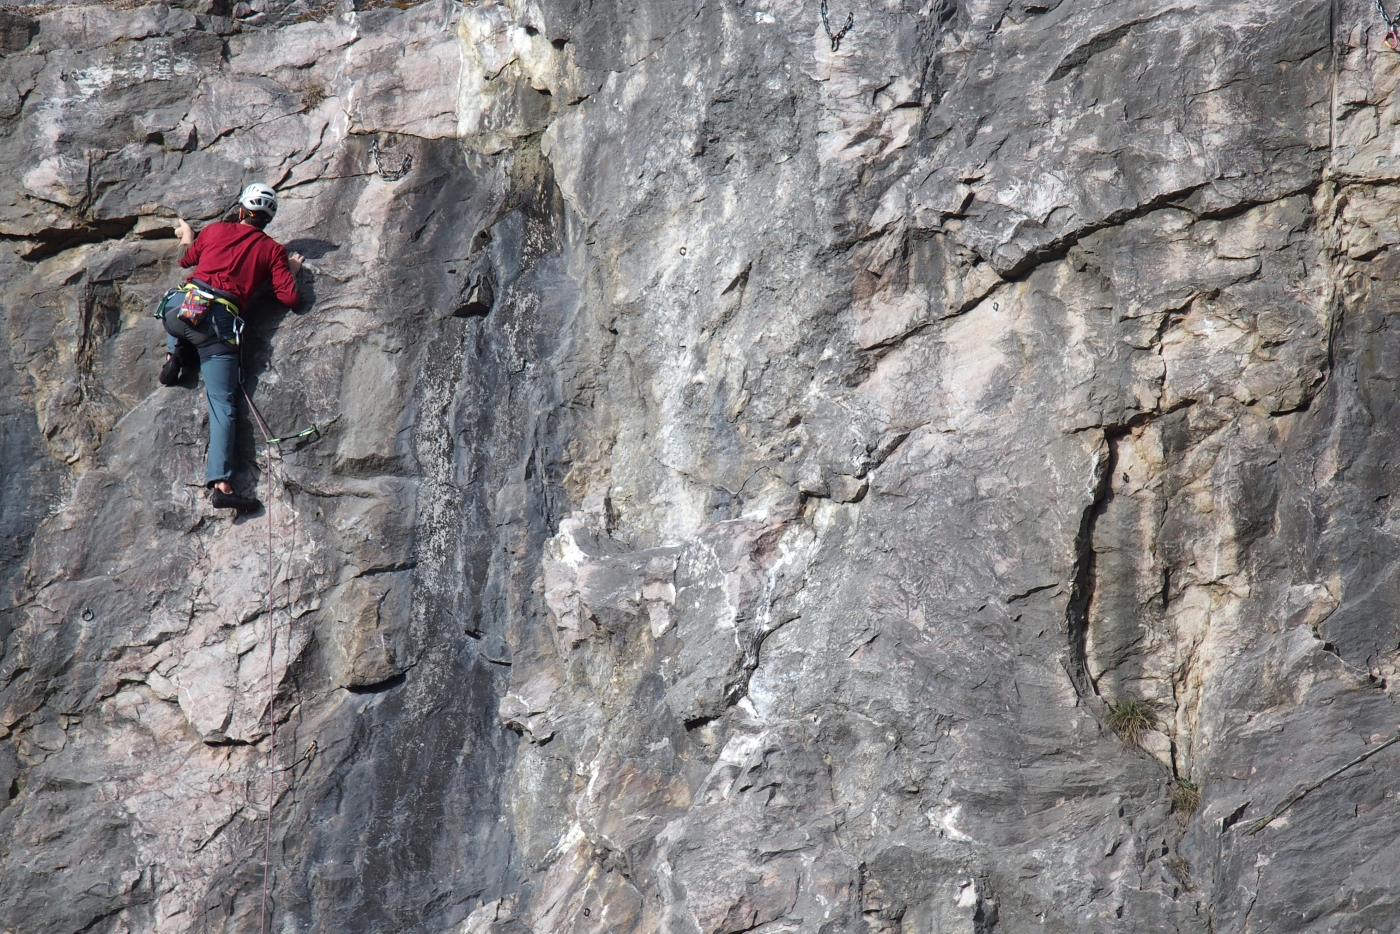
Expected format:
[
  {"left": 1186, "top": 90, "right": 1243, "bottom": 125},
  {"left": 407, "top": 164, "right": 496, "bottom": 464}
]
[
  {"left": 1220, "top": 801, "right": 1250, "bottom": 833},
  {"left": 347, "top": 671, "right": 408, "bottom": 694}
]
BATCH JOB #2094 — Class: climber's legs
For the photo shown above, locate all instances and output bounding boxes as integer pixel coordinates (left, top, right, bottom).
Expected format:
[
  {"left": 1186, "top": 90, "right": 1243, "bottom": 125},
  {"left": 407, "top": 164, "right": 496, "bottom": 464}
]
[
  {"left": 164, "top": 333, "right": 196, "bottom": 365},
  {"left": 202, "top": 353, "right": 239, "bottom": 489},
  {"left": 160, "top": 294, "right": 192, "bottom": 386}
]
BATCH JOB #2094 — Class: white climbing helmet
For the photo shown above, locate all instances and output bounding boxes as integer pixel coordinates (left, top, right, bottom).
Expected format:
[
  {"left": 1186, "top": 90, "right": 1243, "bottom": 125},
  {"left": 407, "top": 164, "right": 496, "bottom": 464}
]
[{"left": 238, "top": 182, "right": 278, "bottom": 217}]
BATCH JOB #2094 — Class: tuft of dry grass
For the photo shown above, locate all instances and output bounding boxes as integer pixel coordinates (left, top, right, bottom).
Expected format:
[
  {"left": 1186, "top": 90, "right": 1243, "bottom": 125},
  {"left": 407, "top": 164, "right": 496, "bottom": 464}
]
[
  {"left": 1171, "top": 778, "right": 1201, "bottom": 817},
  {"left": 1108, "top": 695, "right": 1157, "bottom": 745},
  {"left": 1165, "top": 854, "right": 1192, "bottom": 891}
]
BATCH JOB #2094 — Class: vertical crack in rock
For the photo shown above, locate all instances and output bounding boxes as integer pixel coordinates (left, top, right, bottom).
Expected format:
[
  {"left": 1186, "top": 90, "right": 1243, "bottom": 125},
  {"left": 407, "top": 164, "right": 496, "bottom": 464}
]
[{"left": 1065, "top": 431, "right": 1117, "bottom": 701}]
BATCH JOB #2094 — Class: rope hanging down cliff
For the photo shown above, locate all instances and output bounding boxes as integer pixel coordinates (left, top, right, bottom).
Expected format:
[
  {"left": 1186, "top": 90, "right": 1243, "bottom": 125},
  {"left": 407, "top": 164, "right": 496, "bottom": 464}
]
[
  {"left": 257, "top": 409, "right": 278, "bottom": 934},
  {"left": 238, "top": 340, "right": 319, "bottom": 932},
  {"left": 247, "top": 400, "right": 315, "bottom": 934}
]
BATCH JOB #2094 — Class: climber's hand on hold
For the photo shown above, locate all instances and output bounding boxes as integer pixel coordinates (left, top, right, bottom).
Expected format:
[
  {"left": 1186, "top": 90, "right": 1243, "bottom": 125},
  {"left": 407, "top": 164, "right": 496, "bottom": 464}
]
[
  {"left": 287, "top": 252, "right": 304, "bottom": 275},
  {"left": 175, "top": 218, "right": 194, "bottom": 246}
]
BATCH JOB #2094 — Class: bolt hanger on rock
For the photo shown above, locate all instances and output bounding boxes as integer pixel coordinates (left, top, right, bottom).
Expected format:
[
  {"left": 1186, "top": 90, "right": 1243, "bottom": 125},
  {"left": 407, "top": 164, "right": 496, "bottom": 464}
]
[{"left": 820, "top": 0, "right": 853, "bottom": 51}]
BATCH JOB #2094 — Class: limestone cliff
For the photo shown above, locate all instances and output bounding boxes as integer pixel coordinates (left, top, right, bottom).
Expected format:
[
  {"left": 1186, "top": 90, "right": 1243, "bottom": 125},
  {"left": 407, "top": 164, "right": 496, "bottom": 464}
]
[{"left": 1, "top": 0, "right": 1398, "bottom": 931}]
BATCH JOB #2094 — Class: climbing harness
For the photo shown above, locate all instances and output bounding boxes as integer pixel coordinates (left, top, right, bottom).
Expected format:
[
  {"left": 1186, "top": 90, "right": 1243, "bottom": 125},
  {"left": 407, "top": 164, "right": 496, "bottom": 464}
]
[
  {"left": 820, "top": 0, "right": 853, "bottom": 52},
  {"left": 155, "top": 281, "right": 246, "bottom": 345},
  {"left": 1378, "top": 0, "right": 1400, "bottom": 50},
  {"left": 176, "top": 282, "right": 240, "bottom": 328}
]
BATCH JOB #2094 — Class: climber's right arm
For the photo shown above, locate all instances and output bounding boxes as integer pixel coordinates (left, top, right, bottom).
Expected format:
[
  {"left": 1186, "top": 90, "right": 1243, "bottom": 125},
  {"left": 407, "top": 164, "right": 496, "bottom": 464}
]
[{"left": 176, "top": 219, "right": 200, "bottom": 267}]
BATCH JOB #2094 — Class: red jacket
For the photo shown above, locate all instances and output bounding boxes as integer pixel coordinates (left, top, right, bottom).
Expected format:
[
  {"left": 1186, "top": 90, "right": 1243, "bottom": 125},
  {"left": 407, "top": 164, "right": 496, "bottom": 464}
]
[{"left": 180, "top": 221, "right": 300, "bottom": 309}]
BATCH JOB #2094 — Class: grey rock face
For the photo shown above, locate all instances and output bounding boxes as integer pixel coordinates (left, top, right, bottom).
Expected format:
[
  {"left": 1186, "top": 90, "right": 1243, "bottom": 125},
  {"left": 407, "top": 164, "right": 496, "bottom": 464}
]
[{"left": 1, "top": 0, "right": 1398, "bottom": 931}]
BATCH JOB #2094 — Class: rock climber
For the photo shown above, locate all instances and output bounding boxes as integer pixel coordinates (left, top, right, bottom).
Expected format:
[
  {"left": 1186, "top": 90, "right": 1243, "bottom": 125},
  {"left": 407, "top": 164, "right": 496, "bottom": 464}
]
[{"left": 157, "top": 183, "right": 304, "bottom": 514}]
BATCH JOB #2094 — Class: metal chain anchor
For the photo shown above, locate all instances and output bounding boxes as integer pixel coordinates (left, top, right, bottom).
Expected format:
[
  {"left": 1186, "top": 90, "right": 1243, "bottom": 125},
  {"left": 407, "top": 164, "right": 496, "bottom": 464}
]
[
  {"left": 1378, "top": 0, "right": 1400, "bottom": 50},
  {"left": 820, "top": 0, "right": 853, "bottom": 52},
  {"left": 370, "top": 135, "right": 413, "bottom": 181}
]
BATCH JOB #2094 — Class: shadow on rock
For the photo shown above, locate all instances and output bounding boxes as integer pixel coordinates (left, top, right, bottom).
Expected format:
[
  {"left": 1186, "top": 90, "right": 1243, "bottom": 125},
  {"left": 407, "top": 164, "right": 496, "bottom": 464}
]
[{"left": 283, "top": 238, "right": 339, "bottom": 260}]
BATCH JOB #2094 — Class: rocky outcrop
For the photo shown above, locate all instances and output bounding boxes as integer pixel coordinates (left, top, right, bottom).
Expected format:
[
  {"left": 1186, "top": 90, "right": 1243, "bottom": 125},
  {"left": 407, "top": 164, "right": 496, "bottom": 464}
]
[{"left": 3, "top": 0, "right": 1400, "bottom": 931}]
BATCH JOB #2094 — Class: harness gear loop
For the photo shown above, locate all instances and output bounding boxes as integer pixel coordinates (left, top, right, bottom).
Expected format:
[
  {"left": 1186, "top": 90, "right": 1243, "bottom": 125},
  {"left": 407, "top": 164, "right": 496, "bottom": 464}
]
[
  {"left": 1378, "top": 0, "right": 1400, "bottom": 49},
  {"left": 154, "top": 286, "right": 181, "bottom": 319},
  {"left": 158, "top": 281, "right": 246, "bottom": 346}
]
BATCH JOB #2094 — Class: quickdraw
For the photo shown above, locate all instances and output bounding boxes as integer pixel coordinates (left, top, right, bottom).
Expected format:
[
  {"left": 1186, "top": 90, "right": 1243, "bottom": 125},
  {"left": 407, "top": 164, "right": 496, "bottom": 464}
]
[
  {"left": 239, "top": 374, "right": 320, "bottom": 449},
  {"left": 1378, "top": 0, "right": 1400, "bottom": 50},
  {"left": 236, "top": 336, "right": 322, "bottom": 448}
]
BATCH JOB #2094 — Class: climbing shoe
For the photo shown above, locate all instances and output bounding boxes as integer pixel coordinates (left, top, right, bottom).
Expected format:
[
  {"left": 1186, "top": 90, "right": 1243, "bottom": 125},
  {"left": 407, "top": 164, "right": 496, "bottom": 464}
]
[
  {"left": 210, "top": 489, "right": 261, "bottom": 514},
  {"left": 158, "top": 352, "right": 182, "bottom": 386}
]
